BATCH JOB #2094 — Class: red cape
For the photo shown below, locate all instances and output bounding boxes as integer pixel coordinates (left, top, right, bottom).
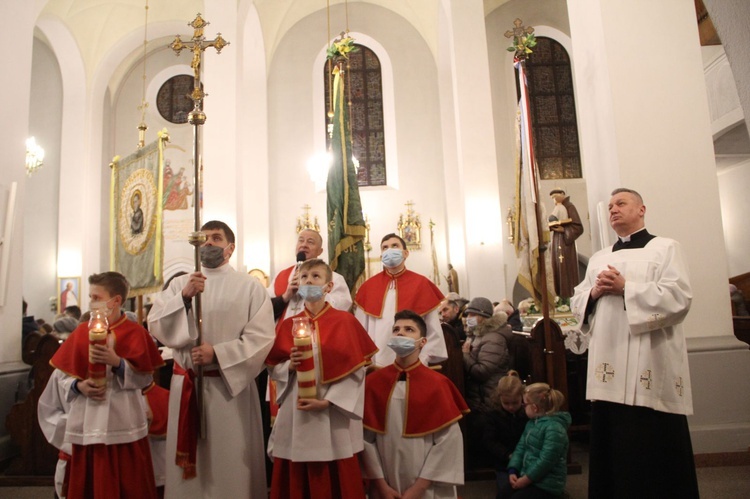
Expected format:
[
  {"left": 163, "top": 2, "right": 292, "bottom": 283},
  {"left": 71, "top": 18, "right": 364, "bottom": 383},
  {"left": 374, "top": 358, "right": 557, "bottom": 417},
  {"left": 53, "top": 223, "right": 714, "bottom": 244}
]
[
  {"left": 354, "top": 269, "right": 444, "bottom": 318},
  {"left": 266, "top": 303, "right": 378, "bottom": 384},
  {"left": 273, "top": 266, "right": 294, "bottom": 297},
  {"left": 143, "top": 383, "right": 169, "bottom": 437},
  {"left": 364, "top": 361, "right": 469, "bottom": 436},
  {"left": 50, "top": 315, "right": 164, "bottom": 379}
]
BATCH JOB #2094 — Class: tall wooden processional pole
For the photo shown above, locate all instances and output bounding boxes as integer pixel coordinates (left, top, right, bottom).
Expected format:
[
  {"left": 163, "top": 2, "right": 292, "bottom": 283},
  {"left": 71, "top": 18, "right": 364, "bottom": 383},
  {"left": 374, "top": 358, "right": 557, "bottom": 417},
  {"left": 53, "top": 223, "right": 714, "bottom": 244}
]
[
  {"left": 169, "top": 13, "right": 229, "bottom": 439},
  {"left": 505, "top": 19, "right": 568, "bottom": 395}
]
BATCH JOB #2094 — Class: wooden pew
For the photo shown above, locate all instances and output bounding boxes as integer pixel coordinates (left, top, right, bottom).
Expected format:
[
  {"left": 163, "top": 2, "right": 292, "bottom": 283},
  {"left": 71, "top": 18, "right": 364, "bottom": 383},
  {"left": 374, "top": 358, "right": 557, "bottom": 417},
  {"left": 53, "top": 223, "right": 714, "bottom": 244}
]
[{"left": 4, "top": 332, "right": 61, "bottom": 477}]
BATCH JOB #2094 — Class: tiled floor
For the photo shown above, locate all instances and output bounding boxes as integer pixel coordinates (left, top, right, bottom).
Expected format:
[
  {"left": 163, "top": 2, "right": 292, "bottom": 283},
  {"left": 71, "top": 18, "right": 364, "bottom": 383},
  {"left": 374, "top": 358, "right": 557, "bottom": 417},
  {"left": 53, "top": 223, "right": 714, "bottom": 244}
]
[{"left": 1, "top": 441, "right": 749, "bottom": 498}]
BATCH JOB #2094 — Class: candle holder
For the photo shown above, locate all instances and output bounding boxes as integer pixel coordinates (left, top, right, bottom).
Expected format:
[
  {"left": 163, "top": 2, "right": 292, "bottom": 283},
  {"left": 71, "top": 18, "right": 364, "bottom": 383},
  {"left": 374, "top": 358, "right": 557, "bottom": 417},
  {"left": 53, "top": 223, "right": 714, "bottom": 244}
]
[
  {"left": 292, "top": 317, "right": 317, "bottom": 399},
  {"left": 88, "top": 309, "right": 109, "bottom": 388}
]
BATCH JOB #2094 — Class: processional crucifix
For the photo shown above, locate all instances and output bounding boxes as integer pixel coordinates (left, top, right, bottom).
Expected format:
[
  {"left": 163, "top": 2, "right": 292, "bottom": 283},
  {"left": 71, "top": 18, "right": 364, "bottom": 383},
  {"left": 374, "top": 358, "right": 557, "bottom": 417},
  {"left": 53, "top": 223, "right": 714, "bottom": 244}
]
[{"left": 170, "top": 13, "right": 229, "bottom": 439}]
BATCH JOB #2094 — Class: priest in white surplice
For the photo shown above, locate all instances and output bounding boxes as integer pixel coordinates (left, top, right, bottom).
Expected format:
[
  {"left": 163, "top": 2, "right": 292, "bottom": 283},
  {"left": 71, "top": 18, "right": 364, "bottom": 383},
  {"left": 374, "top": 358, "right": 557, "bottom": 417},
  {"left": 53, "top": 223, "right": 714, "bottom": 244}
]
[
  {"left": 270, "top": 228, "right": 352, "bottom": 321},
  {"left": 148, "top": 221, "right": 275, "bottom": 499},
  {"left": 571, "top": 188, "right": 699, "bottom": 499}
]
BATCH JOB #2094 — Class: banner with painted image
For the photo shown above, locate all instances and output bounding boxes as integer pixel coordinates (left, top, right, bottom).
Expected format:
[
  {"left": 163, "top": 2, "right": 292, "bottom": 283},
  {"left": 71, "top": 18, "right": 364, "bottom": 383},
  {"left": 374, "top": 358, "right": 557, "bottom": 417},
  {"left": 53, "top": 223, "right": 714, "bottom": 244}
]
[{"left": 110, "top": 133, "right": 168, "bottom": 295}]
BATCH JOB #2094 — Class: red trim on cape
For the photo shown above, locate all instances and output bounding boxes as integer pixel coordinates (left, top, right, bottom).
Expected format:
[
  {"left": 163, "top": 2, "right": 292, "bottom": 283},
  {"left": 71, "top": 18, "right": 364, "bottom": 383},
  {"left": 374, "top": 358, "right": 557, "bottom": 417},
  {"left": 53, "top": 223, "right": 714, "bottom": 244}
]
[
  {"left": 354, "top": 269, "right": 444, "bottom": 318},
  {"left": 266, "top": 303, "right": 377, "bottom": 384},
  {"left": 50, "top": 316, "right": 164, "bottom": 379},
  {"left": 364, "top": 360, "right": 469, "bottom": 436}
]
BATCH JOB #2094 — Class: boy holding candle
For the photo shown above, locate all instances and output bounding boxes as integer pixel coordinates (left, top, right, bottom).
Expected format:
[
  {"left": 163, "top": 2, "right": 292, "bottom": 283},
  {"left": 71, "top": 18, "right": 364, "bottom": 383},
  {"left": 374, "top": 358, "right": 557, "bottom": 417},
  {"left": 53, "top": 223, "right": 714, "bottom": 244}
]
[
  {"left": 362, "top": 310, "right": 469, "bottom": 499},
  {"left": 266, "top": 259, "right": 378, "bottom": 499},
  {"left": 49, "top": 272, "right": 164, "bottom": 499}
]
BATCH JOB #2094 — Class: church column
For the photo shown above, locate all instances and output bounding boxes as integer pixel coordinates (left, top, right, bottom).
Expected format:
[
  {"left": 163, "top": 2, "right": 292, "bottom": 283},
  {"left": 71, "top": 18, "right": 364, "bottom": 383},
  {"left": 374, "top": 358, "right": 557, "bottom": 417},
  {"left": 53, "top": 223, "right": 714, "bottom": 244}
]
[
  {"left": 237, "top": 5, "right": 272, "bottom": 276},
  {"left": 0, "top": 3, "right": 36, "bottom": 363},
  {"left": 568, "top": 0, "right": 749, "bottom": 454},
  {"left": 567, "top": 0, "right": 730, "bottom": 338},
  {"left": 439, "top": 0, "right": 506, "bottom": 299}
]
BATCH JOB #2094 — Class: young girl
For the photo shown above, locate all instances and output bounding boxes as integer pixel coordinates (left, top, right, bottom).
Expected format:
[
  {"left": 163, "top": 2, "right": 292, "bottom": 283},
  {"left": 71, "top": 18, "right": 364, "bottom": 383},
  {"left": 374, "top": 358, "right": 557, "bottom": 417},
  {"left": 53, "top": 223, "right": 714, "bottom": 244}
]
[
  {"left": 480, "top": 370, "right": 529, "bottom": 492},
  {"left": 498, "top": 383, "right": 570, "bottom": 499}
]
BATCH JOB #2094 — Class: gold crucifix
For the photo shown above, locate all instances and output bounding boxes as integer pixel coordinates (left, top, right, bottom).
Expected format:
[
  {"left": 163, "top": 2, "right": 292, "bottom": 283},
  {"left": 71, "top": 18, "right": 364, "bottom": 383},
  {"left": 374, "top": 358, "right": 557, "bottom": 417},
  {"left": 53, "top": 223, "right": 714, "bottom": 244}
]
[
  {"left": 504, "top": 18, "right": 536, "bottom": 61},
  {"left": 168, "top": 13, "right": 229, "bottom": 440},
  {"left": 169, "top": 13, "right": 229, "bottom": 125}
]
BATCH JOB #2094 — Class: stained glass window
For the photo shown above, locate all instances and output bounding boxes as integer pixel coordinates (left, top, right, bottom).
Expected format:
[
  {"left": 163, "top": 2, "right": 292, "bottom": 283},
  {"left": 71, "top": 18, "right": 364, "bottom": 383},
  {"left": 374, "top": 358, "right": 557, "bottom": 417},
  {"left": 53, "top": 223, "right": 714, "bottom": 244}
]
[
  {"left": 525, "top": 37, "right": 582, "bottom": 179},
  {"left": 324, "top": 44, "right": 387, "bottom": 186}
]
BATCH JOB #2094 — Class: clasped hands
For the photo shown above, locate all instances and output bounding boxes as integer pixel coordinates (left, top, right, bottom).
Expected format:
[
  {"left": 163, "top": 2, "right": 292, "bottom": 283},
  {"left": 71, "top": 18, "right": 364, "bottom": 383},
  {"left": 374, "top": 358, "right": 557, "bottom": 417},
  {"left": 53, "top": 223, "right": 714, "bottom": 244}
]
[
  {"left": 591, "top": 264, "right": 625, "bottom": 299},
  {"left": 509, "top": 474, "right": 532, "bottom": 490}
]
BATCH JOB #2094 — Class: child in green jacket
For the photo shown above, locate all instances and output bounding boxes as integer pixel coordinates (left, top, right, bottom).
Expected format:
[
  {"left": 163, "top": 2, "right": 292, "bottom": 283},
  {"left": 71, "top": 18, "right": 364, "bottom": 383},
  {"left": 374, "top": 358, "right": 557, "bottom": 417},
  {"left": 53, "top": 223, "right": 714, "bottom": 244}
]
[{"left": 498, "top": 383, "right": 570, "bottom": 499}]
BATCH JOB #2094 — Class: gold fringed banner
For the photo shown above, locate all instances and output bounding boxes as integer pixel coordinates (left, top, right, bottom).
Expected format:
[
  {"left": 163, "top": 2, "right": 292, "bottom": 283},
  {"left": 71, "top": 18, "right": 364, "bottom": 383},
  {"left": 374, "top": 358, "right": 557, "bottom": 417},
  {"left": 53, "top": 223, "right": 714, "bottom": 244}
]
[{"left": 110, "top": 132, "right": 169, "bottom": 296}]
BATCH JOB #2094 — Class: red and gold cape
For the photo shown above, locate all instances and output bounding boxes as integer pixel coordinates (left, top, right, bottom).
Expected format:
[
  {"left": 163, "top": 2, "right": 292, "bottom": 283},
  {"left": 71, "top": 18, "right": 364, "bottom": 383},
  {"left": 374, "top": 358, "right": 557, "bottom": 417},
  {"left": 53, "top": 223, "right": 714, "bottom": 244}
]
[
  {"left": 266, "top": 303, "right": 377, "bottom": 384},
  {"left": 354, "top": 269, "right": 444, "bottom": 318},
  {"left": 50, "top": 315, "right": 164, "bottom": 379},
  {"left": 364, "top": 360, "right": 469, "bottom": 437}
]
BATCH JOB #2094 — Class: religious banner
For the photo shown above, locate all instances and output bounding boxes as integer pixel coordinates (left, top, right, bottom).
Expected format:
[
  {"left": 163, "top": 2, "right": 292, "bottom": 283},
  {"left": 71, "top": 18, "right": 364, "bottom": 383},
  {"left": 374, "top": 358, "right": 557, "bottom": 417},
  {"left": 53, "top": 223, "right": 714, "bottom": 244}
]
[
  {"left": 513, "top": 74, "right": 555, "bottom": 306},
  {"left": 326, "top": 37, "right": 367, "bottom": 295},
  {"left": 110, "top": 132, "right": 168, "bottom": 295}
]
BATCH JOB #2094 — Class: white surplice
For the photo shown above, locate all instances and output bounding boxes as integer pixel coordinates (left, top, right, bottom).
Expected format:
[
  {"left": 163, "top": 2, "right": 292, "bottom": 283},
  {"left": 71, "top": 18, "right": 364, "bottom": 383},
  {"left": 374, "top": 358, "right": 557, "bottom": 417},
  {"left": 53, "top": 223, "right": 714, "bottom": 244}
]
[
  {"left": 267, "top": 339, "right": 365, "bottom": 462},
  {"left": 38, "top": 369, "right": 74, "bottom": 498},
  {"left": 361, "top": 382, "right": 464, "bottom": 499},
  {"left": 148, "top": 264, "right": 276, "bottom": 499},
  {"left": 571, "top": 237, "right": 693, "bottom": 415},
  {"left": 354, "top": 283, "right": 446, "bottom": 367}
]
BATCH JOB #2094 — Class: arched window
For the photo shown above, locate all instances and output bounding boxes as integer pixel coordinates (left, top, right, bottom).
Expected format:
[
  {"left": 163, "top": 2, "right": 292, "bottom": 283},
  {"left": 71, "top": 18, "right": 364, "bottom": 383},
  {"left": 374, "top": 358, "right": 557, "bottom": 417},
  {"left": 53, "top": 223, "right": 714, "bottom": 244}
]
[
  {"left": 525, "top": 37, "right": 582, "bottom": 179},
  {"left": 324, "top": 44, "right": 387, "bottom": 186}
]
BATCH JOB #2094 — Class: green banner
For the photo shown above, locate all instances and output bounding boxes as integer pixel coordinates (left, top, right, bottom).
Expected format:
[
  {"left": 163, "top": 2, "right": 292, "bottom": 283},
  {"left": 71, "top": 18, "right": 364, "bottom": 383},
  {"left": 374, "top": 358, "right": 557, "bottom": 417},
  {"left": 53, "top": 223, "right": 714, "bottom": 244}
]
[{"left": 327, "top": 66, "right": 366, "bottom": 295}]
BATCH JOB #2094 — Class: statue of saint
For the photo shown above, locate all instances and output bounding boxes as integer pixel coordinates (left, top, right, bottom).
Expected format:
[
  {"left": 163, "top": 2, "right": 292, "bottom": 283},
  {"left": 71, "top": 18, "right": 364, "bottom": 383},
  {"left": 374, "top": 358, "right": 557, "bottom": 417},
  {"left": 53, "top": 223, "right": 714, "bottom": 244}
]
[{"left": 548, "top": 189, "right": 584, "bottom": 299}]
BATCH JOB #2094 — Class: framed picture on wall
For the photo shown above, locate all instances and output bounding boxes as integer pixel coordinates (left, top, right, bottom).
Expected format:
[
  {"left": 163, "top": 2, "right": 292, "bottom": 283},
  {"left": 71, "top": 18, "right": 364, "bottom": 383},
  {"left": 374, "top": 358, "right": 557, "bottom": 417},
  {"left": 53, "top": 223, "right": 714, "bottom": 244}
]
[{"left": 58, "top": 276, "right": 81, "bottom": 314}]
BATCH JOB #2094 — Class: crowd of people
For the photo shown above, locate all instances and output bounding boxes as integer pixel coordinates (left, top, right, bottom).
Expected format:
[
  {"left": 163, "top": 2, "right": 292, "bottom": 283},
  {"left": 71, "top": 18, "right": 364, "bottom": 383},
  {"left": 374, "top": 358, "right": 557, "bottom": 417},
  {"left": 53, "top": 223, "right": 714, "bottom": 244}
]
[{"left": 27, "top": 187, "right": 700, "bottom": 499}]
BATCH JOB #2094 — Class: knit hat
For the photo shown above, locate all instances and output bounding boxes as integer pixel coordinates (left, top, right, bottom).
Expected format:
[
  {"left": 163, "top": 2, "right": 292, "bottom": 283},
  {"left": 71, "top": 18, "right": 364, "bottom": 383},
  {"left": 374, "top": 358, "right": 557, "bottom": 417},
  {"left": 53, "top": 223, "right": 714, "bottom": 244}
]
[
  {"left": 465, "top": 297, "right": 494, "bottom": 318},
  {"left": 53, "top": 316, "right": 78, "bottom": 334}
]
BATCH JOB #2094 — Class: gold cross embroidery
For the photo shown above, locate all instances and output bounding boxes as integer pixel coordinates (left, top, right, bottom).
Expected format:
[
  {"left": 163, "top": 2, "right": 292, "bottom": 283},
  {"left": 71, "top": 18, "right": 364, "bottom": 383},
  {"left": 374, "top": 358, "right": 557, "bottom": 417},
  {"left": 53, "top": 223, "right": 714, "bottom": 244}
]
[
  {"left": 595, "top": 362, "right": 615, "bottom": 383},
  {"left": 640, "top": 370, "right": 653, "bottom": 390}
]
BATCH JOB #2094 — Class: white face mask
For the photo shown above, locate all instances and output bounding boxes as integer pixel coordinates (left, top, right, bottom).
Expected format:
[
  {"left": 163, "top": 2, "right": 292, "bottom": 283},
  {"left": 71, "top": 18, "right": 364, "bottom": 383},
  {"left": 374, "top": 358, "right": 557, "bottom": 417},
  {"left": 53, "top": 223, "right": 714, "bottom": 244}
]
[
  {"left": 387, "top": 336, "right": 419, "bottom": 357},
  {"left": 381, "top": 248, "right": 405, "bottom": 268},
  {"left": 466, "top": 316, "right": 478, "bottom": 329},
  {"left": 90, "top": 297, "right": 116, "bottom": 317}
]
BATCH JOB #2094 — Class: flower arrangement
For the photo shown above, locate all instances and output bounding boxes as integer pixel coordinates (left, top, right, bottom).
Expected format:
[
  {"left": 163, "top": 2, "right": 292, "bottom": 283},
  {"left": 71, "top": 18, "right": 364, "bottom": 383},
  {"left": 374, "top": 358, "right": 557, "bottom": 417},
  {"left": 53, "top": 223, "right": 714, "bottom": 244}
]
[
  {"left": 507, "top": 32, "right": 537, "bottom": 57},
  {"left": 327, "top": 32, "right": 358, "bottom": 61},
  {"left": 521, "top": 296, "right": 570, "bottom": 316}
]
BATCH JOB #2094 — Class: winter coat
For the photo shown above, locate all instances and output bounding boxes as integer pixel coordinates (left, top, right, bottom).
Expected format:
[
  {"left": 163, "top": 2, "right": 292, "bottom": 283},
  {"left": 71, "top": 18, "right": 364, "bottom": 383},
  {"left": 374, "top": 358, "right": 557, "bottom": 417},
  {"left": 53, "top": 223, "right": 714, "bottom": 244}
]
[
  {"left": 508, "top": 411, "right": 571, "bottom": 496},
  {"left": 463, "top": 315, "right": 511, "bottom": 411},
  {"left": 480, "top": 406, "right": 528, "bottom": 470}
]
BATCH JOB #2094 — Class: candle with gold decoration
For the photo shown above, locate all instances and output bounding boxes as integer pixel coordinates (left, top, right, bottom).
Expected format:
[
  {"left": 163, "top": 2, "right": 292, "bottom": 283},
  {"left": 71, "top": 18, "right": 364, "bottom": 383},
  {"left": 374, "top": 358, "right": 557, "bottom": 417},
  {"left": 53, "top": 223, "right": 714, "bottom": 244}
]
[
  {"left": 88, "top": 309, "right": 109, "bottom": 388},
  {"left": 292, "top": 316, "right": 317, "bottom": 399}
]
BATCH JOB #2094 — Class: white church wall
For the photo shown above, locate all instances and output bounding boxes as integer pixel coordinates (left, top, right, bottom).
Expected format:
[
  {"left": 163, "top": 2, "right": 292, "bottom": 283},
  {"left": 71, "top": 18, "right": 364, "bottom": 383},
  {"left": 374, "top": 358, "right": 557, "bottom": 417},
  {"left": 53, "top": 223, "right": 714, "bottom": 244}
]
[
  {"left": 267, "top": 3, "right": 450, "bottom": 290},
  {"left": 437, "top": 0, "right": 506, "bottom": 302},
  {"left": 24, "top": 37, "right": 63, "bottom": 324},
  {"left": 0, "top": 1, "right": 36, "bottom": 366},
  {"left": 568, "top": 0, "right": 733, "bottom": 339},
  {"left": 717, "top": 160, "right": 750, "bottom": 278}
]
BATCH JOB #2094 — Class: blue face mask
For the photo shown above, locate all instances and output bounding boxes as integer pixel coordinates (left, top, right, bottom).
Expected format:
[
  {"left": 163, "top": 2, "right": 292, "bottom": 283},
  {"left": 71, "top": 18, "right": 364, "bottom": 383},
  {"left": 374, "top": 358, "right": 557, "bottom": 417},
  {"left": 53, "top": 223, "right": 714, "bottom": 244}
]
[
  {"left": 387, "top": 336, "right": 419, "bottom": 357},
  {"left": 298, "top": 285, "right": 326, "bottom": 302},
  {"left": 381, "top": 248, "right": 405, "bottom": 268}
]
